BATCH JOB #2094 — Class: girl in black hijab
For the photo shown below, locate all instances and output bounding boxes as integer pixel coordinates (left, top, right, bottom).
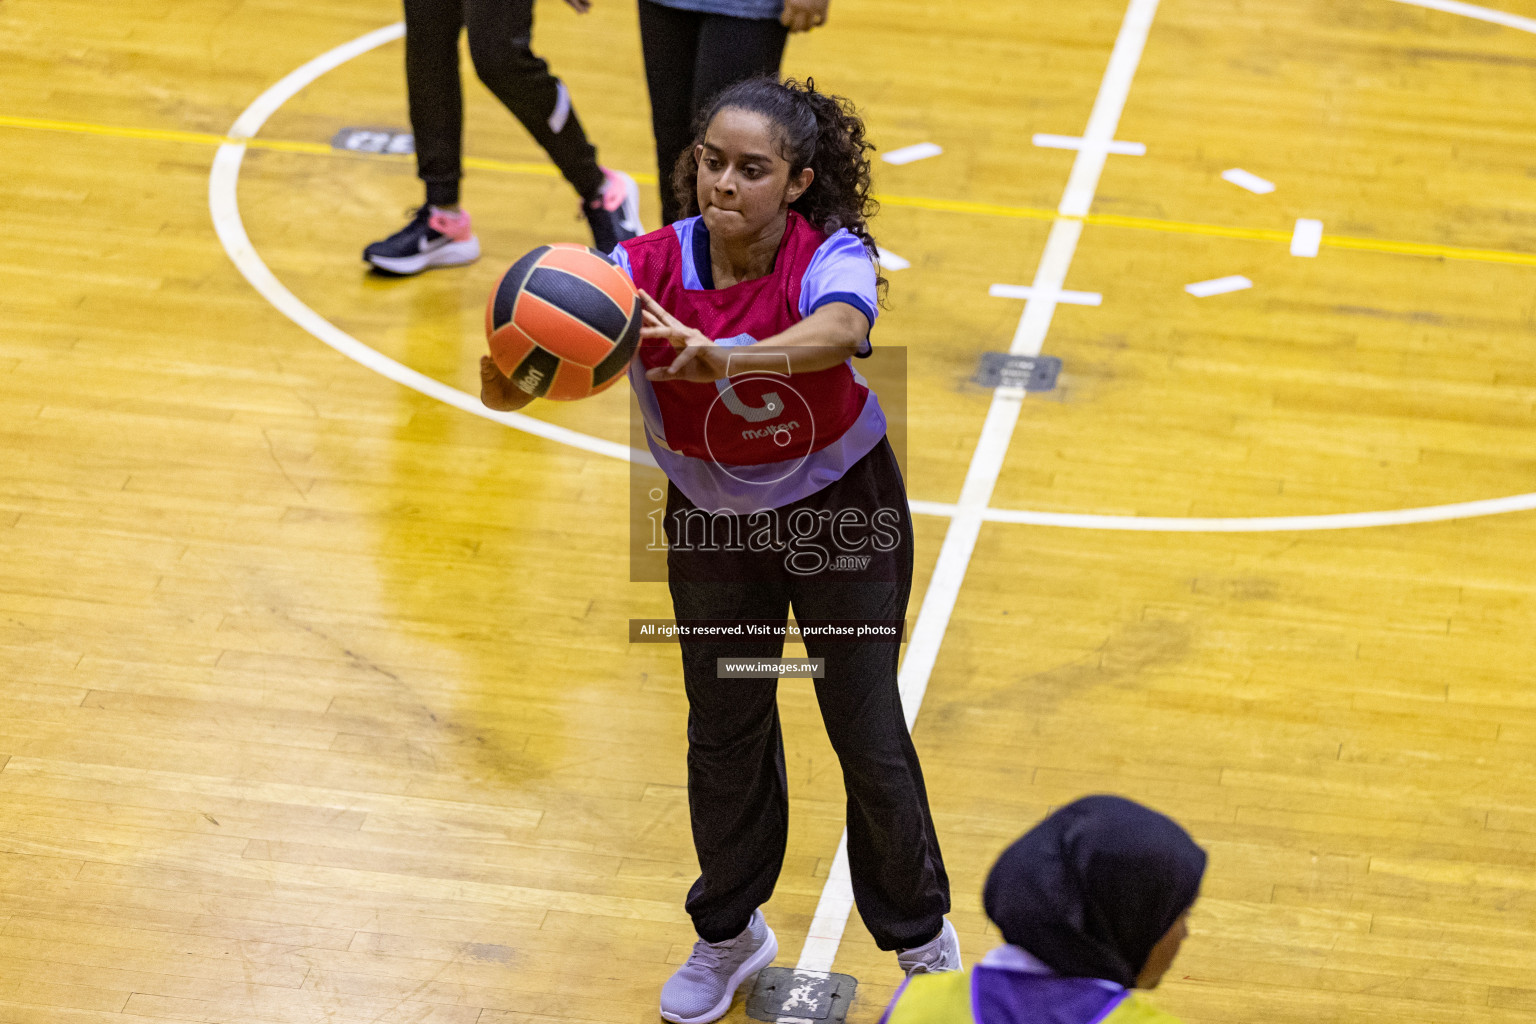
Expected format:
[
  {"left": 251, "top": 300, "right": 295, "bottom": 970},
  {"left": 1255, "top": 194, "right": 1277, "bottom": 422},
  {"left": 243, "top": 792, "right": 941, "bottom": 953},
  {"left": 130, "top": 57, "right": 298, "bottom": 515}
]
[{"left": 879, "top": 796, "right": 1207, "bottom": 1024}]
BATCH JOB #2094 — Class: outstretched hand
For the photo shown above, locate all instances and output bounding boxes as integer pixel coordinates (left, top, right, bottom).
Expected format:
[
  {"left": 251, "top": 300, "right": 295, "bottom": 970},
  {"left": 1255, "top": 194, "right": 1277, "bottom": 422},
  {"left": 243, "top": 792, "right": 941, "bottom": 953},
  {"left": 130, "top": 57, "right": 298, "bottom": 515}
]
[
  {"left": 480, "top": 355, "right": 534, "bottom": 412},
  {"left": 640, "top": 291, "right": 726, "bottom": 382}
]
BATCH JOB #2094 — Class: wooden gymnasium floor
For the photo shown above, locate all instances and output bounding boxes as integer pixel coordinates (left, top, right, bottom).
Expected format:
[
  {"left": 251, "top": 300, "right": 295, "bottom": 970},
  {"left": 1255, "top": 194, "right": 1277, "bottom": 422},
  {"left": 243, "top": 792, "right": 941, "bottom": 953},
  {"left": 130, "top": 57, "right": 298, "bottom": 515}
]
[{"left": 5, "top": 0, "right": 1536, "bottom": 1021}]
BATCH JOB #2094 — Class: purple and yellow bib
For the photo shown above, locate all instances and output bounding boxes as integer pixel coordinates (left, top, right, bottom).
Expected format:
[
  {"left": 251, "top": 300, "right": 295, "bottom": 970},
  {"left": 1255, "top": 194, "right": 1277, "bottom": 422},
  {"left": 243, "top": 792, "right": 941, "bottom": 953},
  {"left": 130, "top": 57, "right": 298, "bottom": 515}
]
[{"left": 881, "top": 967, "right": 1184, "bottom": 1024}]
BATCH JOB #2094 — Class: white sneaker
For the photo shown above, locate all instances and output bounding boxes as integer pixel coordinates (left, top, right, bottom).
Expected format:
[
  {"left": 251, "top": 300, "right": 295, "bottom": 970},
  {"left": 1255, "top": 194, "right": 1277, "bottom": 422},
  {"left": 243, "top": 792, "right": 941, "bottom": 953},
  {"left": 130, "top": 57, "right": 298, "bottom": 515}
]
[
  {"left": 896, "top": 918, "right": 962, "bottom": 976},
  {"left": 660, "top": 909, "right": 778, "bottom": 1024}
]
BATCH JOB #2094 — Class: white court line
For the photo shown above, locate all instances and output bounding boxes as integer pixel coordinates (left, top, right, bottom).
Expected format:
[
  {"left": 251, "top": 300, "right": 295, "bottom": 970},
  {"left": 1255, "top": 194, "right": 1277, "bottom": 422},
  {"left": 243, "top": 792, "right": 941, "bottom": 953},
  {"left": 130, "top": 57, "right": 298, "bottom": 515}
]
[
  {"left": 876, "top": 247, "right": 911, "bottom": 271},
  {"left": 989, "top": 282, "right": 1103, "bottom": 306},
  {"left": 791, "top": 0, "right": 1163, "bottom": 983},
  {"left": 1221, "top": 168, "right": 1275, "bottom": 194},
  {"left": 909, "top": 493, "right": 1536, "bottom": 530},
  {"left": 1034, "top": 133, "right": 1146, "bottom": 156},
  {"left": 882, "top": 142, "right": 943, "bottom": 165},
  {"left": 1291, "top": 218, "right": 1323, "bottom": 257},
  {"left": 1386, "top": 0, "right": 1536, "bottom": 31},
  {"left": 1185, "top": 274, "right": 1252, "bottom": 297},
  {"left": 1058, "top": 1, "right": 1160, "bottom": 218}
]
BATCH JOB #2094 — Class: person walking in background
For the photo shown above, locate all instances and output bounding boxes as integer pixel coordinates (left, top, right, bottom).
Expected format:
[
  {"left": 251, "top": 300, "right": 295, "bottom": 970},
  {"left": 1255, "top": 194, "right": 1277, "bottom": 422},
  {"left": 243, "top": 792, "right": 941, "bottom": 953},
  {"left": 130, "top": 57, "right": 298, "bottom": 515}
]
[
  {"left": 364, "top": 0, "right": 643, "bottom": 275},
  {"left": 880, "top": 795, "right": 1208, "bottom": 1024},
  {"left": 638, "top": 0, "right": 831, "bottom": 224}
]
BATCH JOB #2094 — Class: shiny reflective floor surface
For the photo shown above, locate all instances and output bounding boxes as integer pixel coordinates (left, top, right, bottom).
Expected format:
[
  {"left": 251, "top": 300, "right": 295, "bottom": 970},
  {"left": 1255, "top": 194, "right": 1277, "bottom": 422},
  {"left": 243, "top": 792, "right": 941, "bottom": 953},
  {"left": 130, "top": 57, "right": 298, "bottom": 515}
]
[{"left": 4, "top": 0, "right": 1536, "bottom": 1021}]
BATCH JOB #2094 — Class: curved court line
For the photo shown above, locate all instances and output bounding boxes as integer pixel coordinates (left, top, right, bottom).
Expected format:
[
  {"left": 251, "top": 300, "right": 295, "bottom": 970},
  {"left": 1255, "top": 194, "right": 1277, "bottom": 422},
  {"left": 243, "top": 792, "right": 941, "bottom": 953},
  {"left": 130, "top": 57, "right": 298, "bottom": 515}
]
[
  {"left": 207, "top": 22, "right": 650, "bottom": 468},
  {"left": 911, "top": 492, "right": 1536, "bottom": 531},
  {"left": 211, "top": 9, "right": 1536, "bottom": 532},
  {"left": 1386, "top": 0, "right": 1536, "bottom": 32}
]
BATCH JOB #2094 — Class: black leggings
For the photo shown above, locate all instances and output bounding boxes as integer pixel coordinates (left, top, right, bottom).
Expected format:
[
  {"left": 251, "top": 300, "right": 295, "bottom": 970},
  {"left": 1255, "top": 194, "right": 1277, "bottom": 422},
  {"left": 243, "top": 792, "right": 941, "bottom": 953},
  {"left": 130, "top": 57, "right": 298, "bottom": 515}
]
[
  {"left": 637, "top": 0, "right": 789, "bottom": 224},
  {"left": 403, "top": 0, "right": 605, "bottom": 207},
  {"left": 665, "top": 439, "right": 951, "bottom": 950}
]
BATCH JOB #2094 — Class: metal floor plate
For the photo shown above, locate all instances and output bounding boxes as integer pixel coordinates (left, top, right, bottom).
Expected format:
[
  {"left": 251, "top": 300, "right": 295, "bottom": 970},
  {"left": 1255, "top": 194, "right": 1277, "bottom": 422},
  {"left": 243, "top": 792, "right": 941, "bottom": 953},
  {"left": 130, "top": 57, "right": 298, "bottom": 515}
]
[
  {"left": 745, "top": 968, "right": 857, "bottom": 1023},
  {"left": 974, "top": 352, "right": 1062, "bottom": 391}
]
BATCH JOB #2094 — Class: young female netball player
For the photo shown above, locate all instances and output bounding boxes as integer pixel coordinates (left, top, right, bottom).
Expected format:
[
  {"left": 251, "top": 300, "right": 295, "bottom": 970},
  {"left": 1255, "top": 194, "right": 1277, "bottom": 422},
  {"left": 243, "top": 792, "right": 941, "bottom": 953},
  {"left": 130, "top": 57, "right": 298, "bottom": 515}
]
[
  {"left": 479, "top": 76, "right": 960, "bottom": 1024},
  {"left": 880, "top": 796, "right": 1207, "bottom": 1024}
]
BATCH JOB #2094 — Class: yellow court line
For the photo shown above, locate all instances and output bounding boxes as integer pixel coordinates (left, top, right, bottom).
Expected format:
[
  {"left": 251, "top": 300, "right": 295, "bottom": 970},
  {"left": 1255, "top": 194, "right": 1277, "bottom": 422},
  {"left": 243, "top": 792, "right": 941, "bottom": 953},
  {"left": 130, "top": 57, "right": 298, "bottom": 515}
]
[
  {"left": 1083, "top": 211, "right": 1292, "bottom": 244},
  {"left": 0, "top": 114, "right": 656, "bottom": 183},
  {"left": 873, "top": 194, "right": 1536, "bottom": 267},
  {"left": 0, "top": 113, "right": 335, "bottom": 155},
  {"left": 874, "top": 196, "right": 1536, "bottom": 268},
  {"left": 0, "top": 113, "right": 228, "bottom": 145},
  {"left": 463, "top": 154, "right": 663, "bottom": 184},
  {"left": 6, "top": 112, "right": 1536, "bottom": 268},
  {"left": 871, "top": 192, "right": 1060, "bottom": 223},
  {"left": 1322, "top": 232, "right": 1536, "bottom": 266}
]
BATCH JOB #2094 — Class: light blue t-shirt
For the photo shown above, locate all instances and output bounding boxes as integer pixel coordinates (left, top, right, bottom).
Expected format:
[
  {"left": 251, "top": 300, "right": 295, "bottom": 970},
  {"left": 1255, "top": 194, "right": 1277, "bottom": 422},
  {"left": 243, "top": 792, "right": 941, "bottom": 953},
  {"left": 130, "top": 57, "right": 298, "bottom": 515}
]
[{"left": 646, "top": 0, "right": 784, "bottom": 20}]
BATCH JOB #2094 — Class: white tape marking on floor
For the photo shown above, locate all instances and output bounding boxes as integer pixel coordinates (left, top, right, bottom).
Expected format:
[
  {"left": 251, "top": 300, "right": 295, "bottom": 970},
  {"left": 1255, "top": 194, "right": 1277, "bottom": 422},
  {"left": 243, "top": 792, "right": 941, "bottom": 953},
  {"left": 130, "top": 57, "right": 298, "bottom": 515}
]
[
  {"left": 1033, "top": 133, "right": 1146, "bottom": 155},
  {"left": 882, "top": 142, "right": 943, "bottom": 165},
  {"left": 1185, "top": 274, "right": 1252, "bottom": 297},
  {"left": 1291, "top": 218, "right": 1323, "bottom": 257},
  {"left": 989, "top": 282, "right": 1102, "bottom": 306},
  {"left": 1221, "top": 168, "right": 1275, "bottom": 194},
  {"left": 876, "top": 247, "right": 911, "bottom": 271},
  {"left": 789, "top": 0, "right": 1162, "bottom": 981}
]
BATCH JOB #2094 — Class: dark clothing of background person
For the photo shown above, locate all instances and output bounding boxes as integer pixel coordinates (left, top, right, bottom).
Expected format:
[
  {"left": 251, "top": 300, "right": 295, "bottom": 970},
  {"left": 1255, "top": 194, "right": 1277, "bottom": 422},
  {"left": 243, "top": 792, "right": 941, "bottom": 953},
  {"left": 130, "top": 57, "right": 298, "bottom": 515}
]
[
  {"left": 637, "top": 0, "right": 790, "bottom": 224},
  {"left": 404, "top": 0, "right": 607, "bottom": 207},
  {"left": 983, "top": 795, "right": 1208, "bottom": 986}
]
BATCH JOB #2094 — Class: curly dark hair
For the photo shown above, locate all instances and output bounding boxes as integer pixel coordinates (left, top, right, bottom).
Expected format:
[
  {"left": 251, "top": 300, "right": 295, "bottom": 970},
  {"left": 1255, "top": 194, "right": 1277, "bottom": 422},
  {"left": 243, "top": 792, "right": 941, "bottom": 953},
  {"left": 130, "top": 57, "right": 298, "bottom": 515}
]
[{"left": 671, "top": 76, "right": 887, "bottom": 302}]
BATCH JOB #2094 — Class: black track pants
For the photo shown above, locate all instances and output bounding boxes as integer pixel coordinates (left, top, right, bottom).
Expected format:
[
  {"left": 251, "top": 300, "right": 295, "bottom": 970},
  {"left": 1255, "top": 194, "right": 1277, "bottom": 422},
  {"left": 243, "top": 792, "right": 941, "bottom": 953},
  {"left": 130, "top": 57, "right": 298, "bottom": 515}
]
[
  {"left": 403, "top": 0, "right": 605, "bottom": 206},
  {"left": 637, "top": 0, "right": 788, "bottom": 224},
  {"left": 665, "top": 439, "right": 951, "bottom": 950}
]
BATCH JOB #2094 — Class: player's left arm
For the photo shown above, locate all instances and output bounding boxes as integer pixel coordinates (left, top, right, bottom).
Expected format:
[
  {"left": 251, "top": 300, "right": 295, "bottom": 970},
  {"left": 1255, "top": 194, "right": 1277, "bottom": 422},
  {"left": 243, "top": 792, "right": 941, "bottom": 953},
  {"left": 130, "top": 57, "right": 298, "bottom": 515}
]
[
  {"left": 736, "top": 301, "right": 869, "bottom": 372},
  {"left": 639, "top": 292, "right": 868, "bottom": 382},
  {"left": 639, "top": 229, "right": 877, "bottom": 382}
]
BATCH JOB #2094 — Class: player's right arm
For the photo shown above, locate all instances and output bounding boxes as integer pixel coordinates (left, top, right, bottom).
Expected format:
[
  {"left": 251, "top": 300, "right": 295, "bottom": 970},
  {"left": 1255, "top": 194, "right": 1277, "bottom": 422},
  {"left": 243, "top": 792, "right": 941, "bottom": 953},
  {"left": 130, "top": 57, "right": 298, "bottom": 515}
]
[{"left": 480, "top": 355, "right": 536, "bottom": 412}]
